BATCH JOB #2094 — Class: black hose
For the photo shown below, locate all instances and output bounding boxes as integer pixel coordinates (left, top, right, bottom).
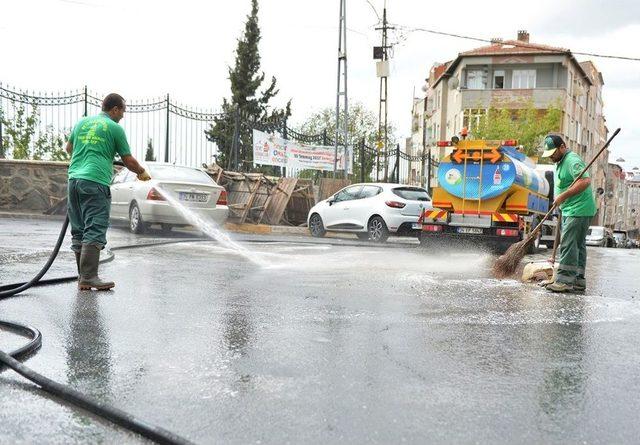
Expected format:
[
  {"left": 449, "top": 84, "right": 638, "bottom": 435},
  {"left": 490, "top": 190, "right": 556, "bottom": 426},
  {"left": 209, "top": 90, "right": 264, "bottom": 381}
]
[
  {"left": 0, "top": 320, "right": 42, "bottom": 366},
  {"left": 0, "top": 215, "right": 196, "bottom": 445},
  {"left": 0, "top": 239, "right": 205, "bottom": 294},
  {"left": 0, "top": 349, "right": 194, "bottom": 445},
  {"left": 1, "top": 221, "right": 402, "bottom": 443},
  {"left": 0, "top": 216, "right": 69, "bottom": 299}
]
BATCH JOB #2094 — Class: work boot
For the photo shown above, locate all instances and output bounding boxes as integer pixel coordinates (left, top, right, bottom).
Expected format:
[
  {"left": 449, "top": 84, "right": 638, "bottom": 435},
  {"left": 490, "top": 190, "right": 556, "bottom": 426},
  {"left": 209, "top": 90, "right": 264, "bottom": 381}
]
[
  {"left": 78, "top": 244, "right": 115, "bottom": 291},
  {"left": 74, "top": 251, "right": 81, "bottom": 275},
  {"left": 539, "top": 279, "right": 554, "bottom": 288},
  {"left": 546, "top": 281, "right": 574, "bottom": 293},
  {"left": 574, "top": 279, "right": 586, "bottom": 292}
]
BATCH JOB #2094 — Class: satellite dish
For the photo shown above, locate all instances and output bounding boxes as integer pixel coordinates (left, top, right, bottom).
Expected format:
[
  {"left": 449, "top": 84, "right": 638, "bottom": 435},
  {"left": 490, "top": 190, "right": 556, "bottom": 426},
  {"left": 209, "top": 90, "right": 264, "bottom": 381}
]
[{"left": 449, "top": 77, "right": 460, "bottom": 90}]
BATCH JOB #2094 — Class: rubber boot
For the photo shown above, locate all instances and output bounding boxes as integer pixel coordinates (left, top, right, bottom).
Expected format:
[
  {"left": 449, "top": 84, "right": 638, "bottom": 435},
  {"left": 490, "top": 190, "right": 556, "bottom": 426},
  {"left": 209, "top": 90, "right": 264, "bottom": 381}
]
[
  {"left": 74, "top": 251, "right": 81, "bottom": 276},
  {"left": 78, "top": 244, "right": 115, "bottom": 291}
]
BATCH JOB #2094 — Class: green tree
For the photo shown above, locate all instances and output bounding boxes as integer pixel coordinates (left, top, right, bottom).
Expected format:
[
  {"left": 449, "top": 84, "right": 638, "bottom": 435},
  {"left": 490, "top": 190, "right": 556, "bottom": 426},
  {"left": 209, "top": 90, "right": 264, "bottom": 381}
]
[
  {"left": 145, "top": 138, "right": 156, "bottom": 161},
  {"left": 470, "top": 100, "right": 562, "bottom": 159},
  {"left": 297, "top": 102, "right": 396, "bottom": 181},
  {"left": 0, "top": 102, "right": 69, "bottom": 161},
  {"left": 205, "top": 0, "right": 291, "bottom": 171}
]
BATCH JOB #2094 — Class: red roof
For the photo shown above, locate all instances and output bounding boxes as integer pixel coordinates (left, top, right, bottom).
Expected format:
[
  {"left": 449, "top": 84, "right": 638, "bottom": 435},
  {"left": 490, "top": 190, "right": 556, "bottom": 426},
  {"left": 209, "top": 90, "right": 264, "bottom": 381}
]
[
  {"left": 459, "top": 39, "right": 568, "bottom": 57},
  {"left": 431, "top": 38, "right": 591, "bottom": 89},
  {"left": 432, "top": 63, "right": 449, "bottom": 81}
]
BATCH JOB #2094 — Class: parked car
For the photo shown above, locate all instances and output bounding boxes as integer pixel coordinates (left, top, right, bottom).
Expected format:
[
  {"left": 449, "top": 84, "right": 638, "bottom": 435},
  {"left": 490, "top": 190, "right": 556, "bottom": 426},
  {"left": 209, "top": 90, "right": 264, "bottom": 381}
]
[
  {"left": 110, "top": 162, "right": 228, "bottom": 234},
  {"left": 585, "top": 225, "right": 615, "bottom": 247},
  {"left": 613, "top": 230, "right": 632, "bottom": 248},
  {"left": 307, "top": 183, "right": 432, "bottom": 242}
]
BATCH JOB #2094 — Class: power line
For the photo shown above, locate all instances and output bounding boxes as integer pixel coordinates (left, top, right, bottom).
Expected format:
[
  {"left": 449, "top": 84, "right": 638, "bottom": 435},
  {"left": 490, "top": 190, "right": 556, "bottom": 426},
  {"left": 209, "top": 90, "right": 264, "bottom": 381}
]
[
  {"left": 397, "top": 25, "right": 640, "bottom": 62},
  {"left": 364, "top": 0, "right": 381, "bottom": 22}
]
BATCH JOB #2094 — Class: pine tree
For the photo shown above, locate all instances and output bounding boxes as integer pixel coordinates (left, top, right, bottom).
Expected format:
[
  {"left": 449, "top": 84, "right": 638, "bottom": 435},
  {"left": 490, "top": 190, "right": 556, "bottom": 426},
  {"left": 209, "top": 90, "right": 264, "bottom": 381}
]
[
  {"left": 145, "top": 138, "right": 156, "bottom": 162},
  {"left": 205, "top": 0, "right": 291, "bottom": 171}
]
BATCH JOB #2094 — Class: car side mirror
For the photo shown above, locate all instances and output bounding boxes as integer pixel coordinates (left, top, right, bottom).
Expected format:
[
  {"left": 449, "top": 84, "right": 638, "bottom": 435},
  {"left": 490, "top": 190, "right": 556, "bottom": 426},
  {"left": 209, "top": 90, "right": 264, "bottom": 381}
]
[{"left": 328, "top": 198, "right": 336, "bottom": 206}]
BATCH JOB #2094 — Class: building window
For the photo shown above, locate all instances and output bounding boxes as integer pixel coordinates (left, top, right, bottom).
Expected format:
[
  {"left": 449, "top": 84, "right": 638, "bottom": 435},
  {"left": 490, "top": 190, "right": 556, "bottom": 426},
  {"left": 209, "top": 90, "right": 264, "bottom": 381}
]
[
  {"left": 512, "top": 69, "right": 536, "bottom": 89},
  {"left": 493, "top": 70, "right": 505, "bottom": 89},
  {"left": 463, "top": 109, "right": 486, "bottom": 132},
  {"left": 466, "top": 69, "right": 486, "bottom": 89}
]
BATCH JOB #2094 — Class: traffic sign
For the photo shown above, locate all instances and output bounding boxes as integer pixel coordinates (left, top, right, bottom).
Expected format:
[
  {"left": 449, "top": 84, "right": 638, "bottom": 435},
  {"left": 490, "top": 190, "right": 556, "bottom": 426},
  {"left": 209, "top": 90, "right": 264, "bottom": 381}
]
[{"left": 451, "top": 148, "right": 502, "bottom": 164}]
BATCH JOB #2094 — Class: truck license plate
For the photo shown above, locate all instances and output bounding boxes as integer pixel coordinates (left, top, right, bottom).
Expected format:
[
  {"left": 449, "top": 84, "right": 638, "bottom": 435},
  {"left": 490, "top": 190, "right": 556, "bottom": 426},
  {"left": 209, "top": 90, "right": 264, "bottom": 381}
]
[
  {"left": 458, "top": 227, "right": 483, "bottom": 234},
  {"left": 179, "top": 192, "right": 207, "bottom": 202}
]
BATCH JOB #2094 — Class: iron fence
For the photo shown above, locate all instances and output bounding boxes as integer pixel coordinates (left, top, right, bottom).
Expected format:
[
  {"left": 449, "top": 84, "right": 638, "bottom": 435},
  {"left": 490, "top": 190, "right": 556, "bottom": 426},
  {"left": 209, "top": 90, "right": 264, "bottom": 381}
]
[
  {"left": 0, "top": 82, "right": 431, "bottom": 186},
  {"left": 0, "top": 83, "right": 222, "bottom": 167}
]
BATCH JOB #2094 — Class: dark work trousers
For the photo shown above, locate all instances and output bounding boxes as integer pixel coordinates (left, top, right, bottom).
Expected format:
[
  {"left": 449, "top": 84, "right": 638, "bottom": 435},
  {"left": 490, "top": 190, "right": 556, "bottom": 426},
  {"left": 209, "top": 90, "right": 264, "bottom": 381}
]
[{"left": 67, "top": 178, "right": 111, "bottom": 252}]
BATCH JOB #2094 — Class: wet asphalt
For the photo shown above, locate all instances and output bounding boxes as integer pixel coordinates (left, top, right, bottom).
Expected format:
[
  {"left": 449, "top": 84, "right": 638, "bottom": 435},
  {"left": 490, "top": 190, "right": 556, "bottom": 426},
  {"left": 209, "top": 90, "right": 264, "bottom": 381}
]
[{"left": 1, "top": 217, "right": 639, "bottom": 444}]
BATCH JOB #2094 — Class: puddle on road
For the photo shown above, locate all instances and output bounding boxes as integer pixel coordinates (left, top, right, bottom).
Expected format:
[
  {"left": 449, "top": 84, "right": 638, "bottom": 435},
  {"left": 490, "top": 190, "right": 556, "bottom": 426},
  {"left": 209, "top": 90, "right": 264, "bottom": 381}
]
[
  {"left": 178, "top": 241, "right": 494, "bottom": 276},
  {"left": 146, "top": 240, "right": 640, "bottom": 327}
]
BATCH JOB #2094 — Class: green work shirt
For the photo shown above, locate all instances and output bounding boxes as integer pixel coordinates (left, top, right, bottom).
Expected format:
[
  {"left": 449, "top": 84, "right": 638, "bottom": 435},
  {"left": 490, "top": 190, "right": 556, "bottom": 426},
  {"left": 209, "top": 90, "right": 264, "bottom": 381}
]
[
  {"left": 554, "top": 150, "right": 596, "bottom": 217},
  {"left": 67, "top": 112, "right": 131, "bottom": 186}
]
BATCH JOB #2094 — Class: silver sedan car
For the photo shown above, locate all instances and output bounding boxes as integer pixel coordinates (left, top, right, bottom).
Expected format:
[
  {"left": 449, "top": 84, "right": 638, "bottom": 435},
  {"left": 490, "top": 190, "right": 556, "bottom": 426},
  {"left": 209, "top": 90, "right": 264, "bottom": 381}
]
[{"left": 110, "top": 162, "right": 229, "bottom": 234}]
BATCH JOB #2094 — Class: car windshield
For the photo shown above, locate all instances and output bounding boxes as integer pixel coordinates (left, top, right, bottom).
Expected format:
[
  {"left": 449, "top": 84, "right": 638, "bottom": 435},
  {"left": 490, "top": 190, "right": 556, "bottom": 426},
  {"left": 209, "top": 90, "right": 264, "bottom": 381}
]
[
  {"left": 588, "top": 227, "right": 604, "bottom": 237},
  {"left": 148, "top": 165, "right": 214, "bottom": 185},
  {"left": 392, "top": 187, "right": 431, "bottom": 201}
]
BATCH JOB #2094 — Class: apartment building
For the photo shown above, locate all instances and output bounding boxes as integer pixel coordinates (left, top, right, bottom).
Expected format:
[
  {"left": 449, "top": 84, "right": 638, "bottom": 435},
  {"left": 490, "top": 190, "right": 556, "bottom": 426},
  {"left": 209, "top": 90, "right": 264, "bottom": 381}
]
[{"left": 413, "top": 31, "right": 609, "bottom": 201}]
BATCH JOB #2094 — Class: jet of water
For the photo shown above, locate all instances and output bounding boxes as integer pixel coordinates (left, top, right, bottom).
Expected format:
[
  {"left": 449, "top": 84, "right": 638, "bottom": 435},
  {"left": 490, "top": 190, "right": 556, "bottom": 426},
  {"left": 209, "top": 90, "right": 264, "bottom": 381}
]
[{"left": 154, "top": 186, "right": 267, "bottom": 267}]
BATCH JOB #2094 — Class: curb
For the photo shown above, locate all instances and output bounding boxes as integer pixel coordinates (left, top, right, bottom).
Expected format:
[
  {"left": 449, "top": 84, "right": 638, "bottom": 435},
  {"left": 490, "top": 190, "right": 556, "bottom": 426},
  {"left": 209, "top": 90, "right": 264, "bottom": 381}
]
[
  {"left": 0, "top": 211, "right": 66, "bottom": 221},
  {"left": 224, "top": 222, "right": 307, "bottom": 236}
]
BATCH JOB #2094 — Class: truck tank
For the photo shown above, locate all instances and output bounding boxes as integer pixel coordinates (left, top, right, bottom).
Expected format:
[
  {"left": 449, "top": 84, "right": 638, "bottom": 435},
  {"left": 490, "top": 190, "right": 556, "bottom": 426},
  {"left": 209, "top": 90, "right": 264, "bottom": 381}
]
[{"left": 437, "top": 147, "right": 549, "bottom": 201}]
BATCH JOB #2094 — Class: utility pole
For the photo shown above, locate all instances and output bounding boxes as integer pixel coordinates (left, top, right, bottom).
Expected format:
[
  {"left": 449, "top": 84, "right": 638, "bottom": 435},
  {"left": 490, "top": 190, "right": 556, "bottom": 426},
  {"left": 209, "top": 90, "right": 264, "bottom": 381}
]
[
  {"left": 374, "top": 1, "right": 393, "bottom": 182},
  {"left": 334, "top": 0, "right": 348, "bottom": 178}
]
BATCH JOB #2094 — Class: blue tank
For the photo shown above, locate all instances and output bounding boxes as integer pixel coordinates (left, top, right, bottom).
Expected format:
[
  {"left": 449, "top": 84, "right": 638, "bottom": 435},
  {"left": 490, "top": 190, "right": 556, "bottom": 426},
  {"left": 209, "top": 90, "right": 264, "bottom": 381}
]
[{"left": 438, "top": 146, "right": 549, "bottom": 200}]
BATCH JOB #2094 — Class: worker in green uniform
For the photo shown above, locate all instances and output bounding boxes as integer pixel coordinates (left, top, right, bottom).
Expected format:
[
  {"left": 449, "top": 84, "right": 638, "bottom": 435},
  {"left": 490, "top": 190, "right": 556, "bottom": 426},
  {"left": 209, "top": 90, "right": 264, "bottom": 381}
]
[
  {"left": 541, "top": 135, "right": 596, "bottom": 293},
  {"left": 65, "top": 93, "right": 151, "bottom": 290}
]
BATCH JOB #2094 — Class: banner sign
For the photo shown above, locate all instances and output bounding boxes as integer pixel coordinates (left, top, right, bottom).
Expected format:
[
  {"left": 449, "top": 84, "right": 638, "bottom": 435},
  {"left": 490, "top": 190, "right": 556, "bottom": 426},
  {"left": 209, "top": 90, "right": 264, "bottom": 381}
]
[{"left": 253, "top": 130, "right": 351, "bottom": 173}]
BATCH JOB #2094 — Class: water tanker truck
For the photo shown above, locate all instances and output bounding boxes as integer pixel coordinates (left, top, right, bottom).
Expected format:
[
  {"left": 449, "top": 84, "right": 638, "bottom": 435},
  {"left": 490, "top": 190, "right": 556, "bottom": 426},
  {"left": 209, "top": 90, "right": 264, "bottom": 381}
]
[{"left": 419, "top": 138, "right": 556, "bottom": 253}]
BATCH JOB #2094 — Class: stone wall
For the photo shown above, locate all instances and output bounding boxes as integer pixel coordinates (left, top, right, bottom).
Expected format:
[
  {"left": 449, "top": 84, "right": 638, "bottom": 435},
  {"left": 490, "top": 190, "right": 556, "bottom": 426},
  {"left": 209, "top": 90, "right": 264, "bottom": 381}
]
[{"left": 0, "top": 159, "right": 69, "bottom": 212}]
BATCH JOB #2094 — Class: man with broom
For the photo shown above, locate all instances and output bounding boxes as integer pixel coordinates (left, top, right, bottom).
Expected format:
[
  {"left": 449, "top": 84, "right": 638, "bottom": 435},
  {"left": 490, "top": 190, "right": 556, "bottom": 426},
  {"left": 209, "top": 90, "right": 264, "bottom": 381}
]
[{"left": 541, "top": 135, "right": 596, "bottom": 293}]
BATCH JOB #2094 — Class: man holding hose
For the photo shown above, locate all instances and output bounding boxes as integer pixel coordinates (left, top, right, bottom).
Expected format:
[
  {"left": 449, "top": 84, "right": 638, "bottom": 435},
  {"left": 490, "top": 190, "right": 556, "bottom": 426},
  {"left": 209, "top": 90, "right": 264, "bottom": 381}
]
[
  {"left": 541, "top": 135, "right": 596, "bottom": 293},
  {"left": 65, "top": 93, "right": 150, "bottom": 290}
]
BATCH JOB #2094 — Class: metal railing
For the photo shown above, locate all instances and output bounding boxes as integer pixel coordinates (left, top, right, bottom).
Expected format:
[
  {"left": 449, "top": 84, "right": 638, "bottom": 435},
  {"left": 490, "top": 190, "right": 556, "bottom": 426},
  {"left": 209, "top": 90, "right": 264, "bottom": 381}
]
[
  {"left": 0, "top": 83, "right": 222, "bottom": 167},
  {"left": 0, "top": 82, "right": 431, "bottom": 186}
]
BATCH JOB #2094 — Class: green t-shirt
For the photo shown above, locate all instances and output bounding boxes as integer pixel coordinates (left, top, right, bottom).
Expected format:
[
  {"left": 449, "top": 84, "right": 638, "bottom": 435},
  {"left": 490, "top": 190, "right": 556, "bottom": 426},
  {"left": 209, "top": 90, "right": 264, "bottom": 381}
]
[
  {"left": 67, "top": 112, "right": 132, "bottom": 186},
  {"left": 554, "top": 151, "right": 596, "bottom": 217}
]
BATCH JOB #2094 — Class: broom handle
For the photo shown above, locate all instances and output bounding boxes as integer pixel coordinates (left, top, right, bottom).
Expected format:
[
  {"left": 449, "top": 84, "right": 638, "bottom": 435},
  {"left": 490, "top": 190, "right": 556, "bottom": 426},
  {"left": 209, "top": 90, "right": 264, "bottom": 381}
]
[{"left": 527, "top": 128, "right": 621, "bottom": 240}]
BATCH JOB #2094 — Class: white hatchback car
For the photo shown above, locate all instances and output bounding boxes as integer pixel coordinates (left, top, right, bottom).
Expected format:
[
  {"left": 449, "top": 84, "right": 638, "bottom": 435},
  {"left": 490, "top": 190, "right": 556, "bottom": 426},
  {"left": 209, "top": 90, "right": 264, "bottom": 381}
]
[
  {"left": 307, "top": 183, "right": 432, "bottom": 242},
  {"left": 110, "top": 162, "right": 229, "bottom": 234}
]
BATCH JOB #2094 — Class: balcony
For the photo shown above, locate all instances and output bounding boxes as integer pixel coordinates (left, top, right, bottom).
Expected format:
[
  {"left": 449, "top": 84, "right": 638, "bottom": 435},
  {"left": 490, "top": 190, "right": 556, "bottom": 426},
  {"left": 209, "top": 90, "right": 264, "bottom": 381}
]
[{"left": 460, "top": 88, "right": 566, "bottom": 109}]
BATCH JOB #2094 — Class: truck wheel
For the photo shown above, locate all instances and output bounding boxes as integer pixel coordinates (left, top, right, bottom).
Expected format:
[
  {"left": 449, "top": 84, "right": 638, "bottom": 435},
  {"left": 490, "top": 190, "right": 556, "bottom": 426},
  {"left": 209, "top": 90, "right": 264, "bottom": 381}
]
[{"left": 526, "top": 232, "right": 541, "bottom": 254}]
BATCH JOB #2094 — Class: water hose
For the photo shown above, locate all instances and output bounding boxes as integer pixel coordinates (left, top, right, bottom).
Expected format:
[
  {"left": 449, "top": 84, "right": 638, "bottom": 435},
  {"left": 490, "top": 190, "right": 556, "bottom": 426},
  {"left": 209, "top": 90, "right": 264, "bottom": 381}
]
[
  {"left": 0, "top": 215, "right": 195, "bottom": 445},
  {"left": 1, "top": 215, "right": 406, "bottom": 443}
]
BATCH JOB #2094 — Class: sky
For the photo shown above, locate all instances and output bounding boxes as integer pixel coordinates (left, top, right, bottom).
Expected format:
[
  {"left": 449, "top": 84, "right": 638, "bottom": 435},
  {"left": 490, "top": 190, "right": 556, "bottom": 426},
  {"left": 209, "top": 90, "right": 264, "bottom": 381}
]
[{"left": 1, "top": 0, "right": 639, "bottom": 168}]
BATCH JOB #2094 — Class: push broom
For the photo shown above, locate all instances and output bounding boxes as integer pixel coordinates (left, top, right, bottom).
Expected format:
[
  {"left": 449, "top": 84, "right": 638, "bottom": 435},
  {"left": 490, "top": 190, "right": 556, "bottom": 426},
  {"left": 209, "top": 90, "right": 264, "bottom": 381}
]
[{"left": 492, "top": 128, "right": 621, "bottom": 279}]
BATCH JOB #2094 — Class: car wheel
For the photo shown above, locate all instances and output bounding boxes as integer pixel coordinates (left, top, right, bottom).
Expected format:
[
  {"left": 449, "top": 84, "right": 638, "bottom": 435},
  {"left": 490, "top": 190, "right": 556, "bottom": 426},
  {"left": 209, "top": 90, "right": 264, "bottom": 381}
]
[
  {"left": 527, "top": 232, "right": 541, "bottom": 254},
  {"left": 129, "top": 202, "right": 147, "bottom": 234},
  {"left": 161, "top": 224, "right": 172, "bottom": 235},
  {"left": 309, "top": 214, "right": 326, "bottom": 238},
  {"left": 368, "top": 216, "right": 389, "bottom": 243},
  {"left": 356, "top": 233, "right": 370, "bottom": 241}
]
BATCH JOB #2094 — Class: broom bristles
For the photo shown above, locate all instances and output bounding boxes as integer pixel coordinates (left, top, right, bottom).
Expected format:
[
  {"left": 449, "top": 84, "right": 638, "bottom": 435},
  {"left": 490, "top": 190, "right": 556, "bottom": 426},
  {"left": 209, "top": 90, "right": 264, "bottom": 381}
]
[{"left": 492, "top": 237, "right": 533, "bottom": 279}]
